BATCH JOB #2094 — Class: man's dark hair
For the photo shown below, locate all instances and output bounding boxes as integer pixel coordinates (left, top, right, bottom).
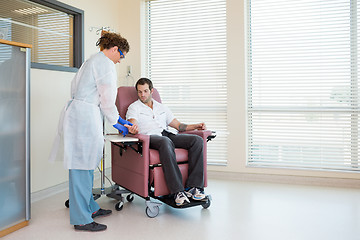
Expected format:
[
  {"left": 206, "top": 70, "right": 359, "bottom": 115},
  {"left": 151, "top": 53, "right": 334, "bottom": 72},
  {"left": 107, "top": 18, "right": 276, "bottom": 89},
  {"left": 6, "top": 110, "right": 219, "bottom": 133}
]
[{"left": 135, "top": 78, "right": 153, "bottom": 91}]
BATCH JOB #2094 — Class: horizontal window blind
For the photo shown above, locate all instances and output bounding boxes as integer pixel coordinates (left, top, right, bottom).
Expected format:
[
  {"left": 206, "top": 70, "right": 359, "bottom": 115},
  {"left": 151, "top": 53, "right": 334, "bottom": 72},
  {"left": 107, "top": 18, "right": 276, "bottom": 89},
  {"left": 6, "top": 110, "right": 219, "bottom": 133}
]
[
  {"left": 145, "top": 0, "right": 228, "bottom": 165},
  {"left": 0, "top": 20, "right": 12, "bottom": 64},
  {"left": 247, "top": 0, "right": 360, "bottom": 171},
  {"left": 36, "top": 12, "right": 73, "bottom": 67}
]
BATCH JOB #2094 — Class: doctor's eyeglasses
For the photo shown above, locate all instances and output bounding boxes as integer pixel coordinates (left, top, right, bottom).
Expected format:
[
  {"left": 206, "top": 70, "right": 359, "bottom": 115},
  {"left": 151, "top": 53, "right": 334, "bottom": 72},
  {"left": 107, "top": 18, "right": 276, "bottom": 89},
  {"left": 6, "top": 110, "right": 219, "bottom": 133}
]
[{"left": 118, "top": 49, "right": 125, "bottom": 59}]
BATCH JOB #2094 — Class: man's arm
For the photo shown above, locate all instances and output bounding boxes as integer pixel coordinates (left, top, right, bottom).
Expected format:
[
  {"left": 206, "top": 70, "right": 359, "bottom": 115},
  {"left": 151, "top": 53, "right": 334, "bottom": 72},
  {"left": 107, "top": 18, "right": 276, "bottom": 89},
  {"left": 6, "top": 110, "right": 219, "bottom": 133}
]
[
  {"left": 125, "top": 102, "right": 140, "bottom": 135},
  {"left": 169, "top": 118, "right": 206, "bottom": 132},
  {"left": 126, "top": 118, "right": 139, "bottom": 134}
]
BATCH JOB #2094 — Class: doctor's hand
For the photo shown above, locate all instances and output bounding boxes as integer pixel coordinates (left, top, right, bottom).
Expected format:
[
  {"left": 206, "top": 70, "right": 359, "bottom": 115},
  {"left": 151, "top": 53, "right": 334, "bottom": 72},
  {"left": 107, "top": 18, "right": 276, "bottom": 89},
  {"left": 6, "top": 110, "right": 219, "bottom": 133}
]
[
  {"left": 113, "top": 123, "right": 129, "bottom": 137},
  {"left": 117, "top": 116, "right": 133, "bottom": 126}
]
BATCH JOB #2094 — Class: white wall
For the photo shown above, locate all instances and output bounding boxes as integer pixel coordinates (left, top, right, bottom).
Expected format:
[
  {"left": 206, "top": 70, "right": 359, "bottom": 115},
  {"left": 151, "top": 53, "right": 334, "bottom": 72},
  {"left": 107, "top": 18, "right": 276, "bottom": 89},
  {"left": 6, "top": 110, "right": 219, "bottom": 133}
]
[
  {"left": 30, "top": 0, "right": 142, "bottom": 192},
  {"left": 31, "top": 69, "right": 72, "bottom": 192},
  {"left": 30, "top": 0, "right": 360, "bottom": 194}
]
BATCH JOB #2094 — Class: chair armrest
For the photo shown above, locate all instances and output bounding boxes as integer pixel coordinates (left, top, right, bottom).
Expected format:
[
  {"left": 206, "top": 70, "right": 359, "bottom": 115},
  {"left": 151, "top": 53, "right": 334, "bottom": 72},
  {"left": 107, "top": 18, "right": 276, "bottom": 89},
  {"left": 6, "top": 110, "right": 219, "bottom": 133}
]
[
  {"left": 105, "top": 134, "right": 139, "bottom": 143},
  {"left": 128, "top": 133, "right": 150, "bottom": 143},
  {"left": 127, "top": 134, "right": 150, "bottom": 155}
]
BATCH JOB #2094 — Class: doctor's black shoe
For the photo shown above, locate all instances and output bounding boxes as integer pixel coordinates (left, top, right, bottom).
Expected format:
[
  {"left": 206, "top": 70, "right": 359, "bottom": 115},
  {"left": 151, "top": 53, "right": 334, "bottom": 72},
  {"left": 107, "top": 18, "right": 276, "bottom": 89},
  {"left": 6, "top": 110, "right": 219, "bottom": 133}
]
[
  {"left": 92, "top": 208, "right": 112, "bottom": 218},
  {"left": 74, "top": 222, "right": 107, "bottom": 232}
]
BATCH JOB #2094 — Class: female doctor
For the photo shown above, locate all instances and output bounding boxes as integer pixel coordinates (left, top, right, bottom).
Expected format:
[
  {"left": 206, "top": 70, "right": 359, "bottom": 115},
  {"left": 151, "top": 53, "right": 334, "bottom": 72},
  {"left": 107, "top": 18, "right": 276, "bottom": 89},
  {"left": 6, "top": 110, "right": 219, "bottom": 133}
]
[{"left": 50, "top": 32, "right": 136, "bottom": 232}]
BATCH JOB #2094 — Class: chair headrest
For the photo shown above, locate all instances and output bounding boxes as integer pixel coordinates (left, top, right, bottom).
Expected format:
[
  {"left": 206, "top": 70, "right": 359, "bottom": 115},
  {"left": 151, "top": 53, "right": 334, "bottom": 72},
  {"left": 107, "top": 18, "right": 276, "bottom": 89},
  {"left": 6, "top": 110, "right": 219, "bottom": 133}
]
[{"left": 116, "top": 86, "right": 162, "bottom": 119}]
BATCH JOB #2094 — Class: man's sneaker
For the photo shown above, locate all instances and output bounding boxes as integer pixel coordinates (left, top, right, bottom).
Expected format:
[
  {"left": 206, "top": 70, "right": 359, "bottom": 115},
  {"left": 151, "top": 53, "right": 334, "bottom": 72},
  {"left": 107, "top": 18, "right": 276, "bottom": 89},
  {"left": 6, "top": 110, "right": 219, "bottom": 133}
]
[
  {"left": 175, "top": 191, "right": 190, "bottom": 206},
  {"left": 74, "top": 222, "right": 107, "bottom": 232},
  {"left": 92, "top": 208, "right": 112, "bottom": 219},
  {"left": 185, "top": 187, "right": 206, "bottom": 201}
]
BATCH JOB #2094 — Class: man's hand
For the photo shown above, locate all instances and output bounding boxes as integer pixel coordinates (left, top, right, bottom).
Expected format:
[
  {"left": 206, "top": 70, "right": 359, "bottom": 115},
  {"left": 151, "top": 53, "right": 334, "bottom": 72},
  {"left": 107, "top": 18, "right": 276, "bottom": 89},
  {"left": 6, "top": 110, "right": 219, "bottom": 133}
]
[
  {"left": 125, "top": 123, "right": 139, "bottom": 134},
  {"left": 194, "top": 122, "right": 206, "bottom": 130}
]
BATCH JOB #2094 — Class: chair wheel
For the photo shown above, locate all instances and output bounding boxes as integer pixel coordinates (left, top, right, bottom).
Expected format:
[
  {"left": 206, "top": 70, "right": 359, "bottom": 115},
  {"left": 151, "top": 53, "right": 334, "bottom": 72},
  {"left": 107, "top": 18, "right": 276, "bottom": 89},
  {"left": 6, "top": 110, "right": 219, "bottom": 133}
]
[
  {"left": 115, "top": 201, "right": 123, "bottom": 211},
  {"left": 126, "top": 194, "right": 134, "bottom": 202},
  {"left": 202, "top": 199, "right": 211, "bottom": 209},
  {"left": 145, "top": 206, "right": 159, "bottom": 218},
  {"left": 65, "top": 199, "right": 69, "bottom": 208}
]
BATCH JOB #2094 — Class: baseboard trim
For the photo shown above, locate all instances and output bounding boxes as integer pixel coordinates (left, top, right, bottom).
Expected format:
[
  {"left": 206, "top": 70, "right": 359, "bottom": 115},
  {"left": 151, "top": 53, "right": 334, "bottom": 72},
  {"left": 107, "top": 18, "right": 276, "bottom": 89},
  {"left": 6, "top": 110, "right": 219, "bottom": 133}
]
[
  {"left": 31, "top": 181, "right": 68, "bottom": 203},
  {"left": 208, "top": 171, "right": 360, "bottom": 189},
  {"left": 32, "top": 169, "right": 360, "bottom": 203},
  {"left": 0, "top": 220, "right": 28, "bottom": 238},
  {"left": 31, "top": 168, "right": 112, "bottom": 203}
]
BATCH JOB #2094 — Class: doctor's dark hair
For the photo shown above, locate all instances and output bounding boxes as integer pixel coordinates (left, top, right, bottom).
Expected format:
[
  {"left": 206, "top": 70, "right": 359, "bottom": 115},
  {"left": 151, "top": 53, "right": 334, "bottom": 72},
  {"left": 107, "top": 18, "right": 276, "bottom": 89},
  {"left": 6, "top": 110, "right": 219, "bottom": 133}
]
[
  {"left": 96, "top": 32, "right": 130, "bottom": 53},
  {"left": 135, "top": 78, "right": 153, "bottom": 91}
]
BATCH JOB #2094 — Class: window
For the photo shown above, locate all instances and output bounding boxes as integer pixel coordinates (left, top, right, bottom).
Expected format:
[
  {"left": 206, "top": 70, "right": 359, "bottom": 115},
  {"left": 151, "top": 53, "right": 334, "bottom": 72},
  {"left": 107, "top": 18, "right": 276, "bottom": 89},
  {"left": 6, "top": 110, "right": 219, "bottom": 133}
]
[
  {"left": 0, "top": 0, "right": 83, "bottom": 71},
  {"left": 247, "top": 0, "right": 360, "bottom": 171},
  {"left": 145, "top": 0, "right": 228, "bottom": 165}
]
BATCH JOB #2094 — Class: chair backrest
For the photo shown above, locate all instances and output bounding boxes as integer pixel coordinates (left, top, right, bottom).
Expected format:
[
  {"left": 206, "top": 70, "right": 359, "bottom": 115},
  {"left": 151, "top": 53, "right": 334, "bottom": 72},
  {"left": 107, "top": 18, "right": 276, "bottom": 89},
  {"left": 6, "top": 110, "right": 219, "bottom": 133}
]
[{"left": 116, "top": 86, "right": 162, "bottom": 119}]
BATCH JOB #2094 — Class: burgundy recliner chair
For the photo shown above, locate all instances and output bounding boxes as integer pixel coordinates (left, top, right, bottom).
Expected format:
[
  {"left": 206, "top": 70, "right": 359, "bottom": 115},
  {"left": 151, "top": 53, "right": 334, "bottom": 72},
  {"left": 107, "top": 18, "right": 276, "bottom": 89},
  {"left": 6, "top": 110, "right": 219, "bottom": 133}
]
[{"left": 111, "top": 86, "right": 213, "bottom": 217}]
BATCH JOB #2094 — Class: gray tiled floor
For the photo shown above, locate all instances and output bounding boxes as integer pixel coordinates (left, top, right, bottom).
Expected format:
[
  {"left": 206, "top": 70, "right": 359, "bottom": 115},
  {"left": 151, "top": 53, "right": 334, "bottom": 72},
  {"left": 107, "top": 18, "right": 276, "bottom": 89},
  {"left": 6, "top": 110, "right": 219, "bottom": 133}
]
[{"left": 3, "top": 178, "right": 360, "bottom": 240}]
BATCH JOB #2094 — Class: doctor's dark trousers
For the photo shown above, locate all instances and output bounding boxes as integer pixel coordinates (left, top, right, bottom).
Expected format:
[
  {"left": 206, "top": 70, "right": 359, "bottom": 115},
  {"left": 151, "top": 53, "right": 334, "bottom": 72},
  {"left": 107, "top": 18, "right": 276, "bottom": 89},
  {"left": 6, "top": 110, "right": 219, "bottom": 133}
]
[
  {"left": 150, "top": 130, "right": 204, "bottom": 194},
  {"left": 69, "top": 169, "right": 100, "bottom": 225}
]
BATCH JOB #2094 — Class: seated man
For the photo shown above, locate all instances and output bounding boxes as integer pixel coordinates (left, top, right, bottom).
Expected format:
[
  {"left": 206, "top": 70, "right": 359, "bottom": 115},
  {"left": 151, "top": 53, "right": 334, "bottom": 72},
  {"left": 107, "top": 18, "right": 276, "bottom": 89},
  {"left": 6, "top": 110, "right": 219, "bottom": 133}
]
[{"left": 126, "top": 78, "right": 207, "bottom": 206}]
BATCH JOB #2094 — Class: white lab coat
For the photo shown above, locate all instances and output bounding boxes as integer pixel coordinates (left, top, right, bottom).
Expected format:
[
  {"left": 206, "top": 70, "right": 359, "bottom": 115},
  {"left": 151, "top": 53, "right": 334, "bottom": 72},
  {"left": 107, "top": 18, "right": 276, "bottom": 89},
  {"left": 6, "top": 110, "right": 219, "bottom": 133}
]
[{"left": 49, "top": 52, "right": 119, "bottom": 170}]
